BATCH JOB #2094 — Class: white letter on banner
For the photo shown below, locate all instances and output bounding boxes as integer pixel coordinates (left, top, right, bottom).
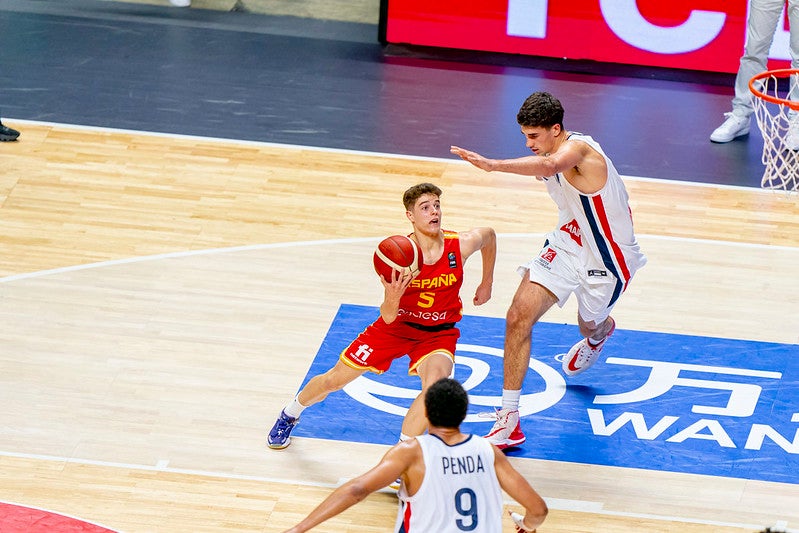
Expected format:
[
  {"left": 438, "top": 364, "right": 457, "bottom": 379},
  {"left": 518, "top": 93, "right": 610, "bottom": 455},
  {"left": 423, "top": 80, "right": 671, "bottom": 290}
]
[
  {"left": 600, "top": 0, "right": 726, "bottom": 54},
  {"left": 666, "top": 419, "right": 736, "bottom": 448},
  {"left": 593, "top": 358, "right": 781, "bottom": 418},
  {"left": 745, "top": 414, "right": 799, "bottom": 453},
  {"left": 507, "top": 0, "right": 548, "bottom": 38},
  {"left": 587, "top": 409, "right": 679, "bottom": 439}
]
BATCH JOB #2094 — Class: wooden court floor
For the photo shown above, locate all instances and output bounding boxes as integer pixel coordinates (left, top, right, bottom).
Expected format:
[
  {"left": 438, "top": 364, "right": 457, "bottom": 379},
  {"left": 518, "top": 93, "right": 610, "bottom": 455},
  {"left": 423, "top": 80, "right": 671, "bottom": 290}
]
[{"left": 1, "top": 121, "right": 798, "bottom": 532}]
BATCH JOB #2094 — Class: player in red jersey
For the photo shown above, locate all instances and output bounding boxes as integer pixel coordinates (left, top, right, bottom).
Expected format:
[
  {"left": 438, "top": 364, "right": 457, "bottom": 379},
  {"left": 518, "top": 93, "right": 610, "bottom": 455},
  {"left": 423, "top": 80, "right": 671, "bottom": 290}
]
[{"left": 268, "top": 183, "right": 496, "bottom": 450}]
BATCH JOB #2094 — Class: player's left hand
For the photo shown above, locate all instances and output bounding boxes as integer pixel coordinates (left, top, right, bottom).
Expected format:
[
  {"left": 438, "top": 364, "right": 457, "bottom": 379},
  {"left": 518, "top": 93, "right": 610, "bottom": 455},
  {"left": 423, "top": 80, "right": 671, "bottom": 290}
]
[
  {"left": 472, "top": 281, "right": 492, "bottom": 306},
  {"left": 509, "top": 511, "right": 536, "bottom": 532}
]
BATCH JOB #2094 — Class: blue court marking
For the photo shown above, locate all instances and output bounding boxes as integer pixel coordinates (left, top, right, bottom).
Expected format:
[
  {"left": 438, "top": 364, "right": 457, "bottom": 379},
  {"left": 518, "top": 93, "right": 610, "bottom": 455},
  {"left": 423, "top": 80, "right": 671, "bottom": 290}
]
[{"left": 293, "top": 304, "right": 799, "bottom": 484}]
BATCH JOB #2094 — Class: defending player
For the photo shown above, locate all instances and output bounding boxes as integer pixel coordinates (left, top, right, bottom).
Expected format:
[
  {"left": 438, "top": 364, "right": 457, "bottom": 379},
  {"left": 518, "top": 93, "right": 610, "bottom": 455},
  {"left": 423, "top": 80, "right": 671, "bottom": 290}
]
[
  {"left": 267, "top": 183, "right": 496, "bottom": 450},
  {"left": 451, "top": 91, "right": 646, "bottom": 449},
  {"left": 281, "top": 378, "right": 548, "bottom": 533}
]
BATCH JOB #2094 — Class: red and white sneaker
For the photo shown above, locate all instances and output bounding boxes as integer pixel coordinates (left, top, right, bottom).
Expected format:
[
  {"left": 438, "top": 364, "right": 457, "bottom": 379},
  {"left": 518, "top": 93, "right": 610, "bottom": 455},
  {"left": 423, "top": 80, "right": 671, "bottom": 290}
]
[
  {"left": 484, "top": 408, "right": 526, "bottom": 449},
  {"left": 562, "top": 318, "right": 616, "bottom": 376}
]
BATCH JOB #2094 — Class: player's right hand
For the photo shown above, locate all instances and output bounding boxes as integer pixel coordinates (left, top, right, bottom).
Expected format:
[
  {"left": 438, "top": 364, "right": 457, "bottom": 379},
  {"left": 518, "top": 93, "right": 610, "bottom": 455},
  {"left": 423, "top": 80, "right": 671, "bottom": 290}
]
[{"left": 380, "top": 267, "right": 413, "bottom": 293}]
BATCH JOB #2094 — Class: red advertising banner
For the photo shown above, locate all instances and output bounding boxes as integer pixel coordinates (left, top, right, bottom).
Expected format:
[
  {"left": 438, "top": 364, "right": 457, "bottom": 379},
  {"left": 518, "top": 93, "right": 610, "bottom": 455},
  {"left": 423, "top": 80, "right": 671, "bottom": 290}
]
[{"left": 383, "top": 0, "right": 792, "bottom": 74}]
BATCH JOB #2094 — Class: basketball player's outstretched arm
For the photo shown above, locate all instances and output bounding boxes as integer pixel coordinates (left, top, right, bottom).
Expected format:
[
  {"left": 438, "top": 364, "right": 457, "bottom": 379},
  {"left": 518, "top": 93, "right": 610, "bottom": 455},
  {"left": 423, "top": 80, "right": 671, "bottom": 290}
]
[
  {"left": 492, "top": 445, "right": 548, "bottom": 532},
  {"left": 281, "top": 442, "right": 417, "bottom": 533},
  {"left": 450, "top": 143, "right": 590, "bottom": 179},
  {"left": 450, "top": 143, "right": 608, "bottom": 193}
]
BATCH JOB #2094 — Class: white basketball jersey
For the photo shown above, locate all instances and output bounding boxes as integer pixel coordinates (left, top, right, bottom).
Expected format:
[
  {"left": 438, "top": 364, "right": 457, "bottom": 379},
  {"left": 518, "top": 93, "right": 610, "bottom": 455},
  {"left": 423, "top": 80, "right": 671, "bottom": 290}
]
[
  {"left": 542, "top": 133, "right": 647, "bottom": 304},
  {"left": 394, "top": 434, "right": 503, "bottom": 533}
]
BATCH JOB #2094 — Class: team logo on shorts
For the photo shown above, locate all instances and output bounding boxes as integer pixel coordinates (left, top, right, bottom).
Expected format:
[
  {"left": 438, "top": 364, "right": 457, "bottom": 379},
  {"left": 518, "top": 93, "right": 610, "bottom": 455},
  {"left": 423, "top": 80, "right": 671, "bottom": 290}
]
[
  {"left": 349, "top": 343, "right": 373, "bottom": 364},
  {"left": 535, "top": 247, "right": 558, "bottom": 270},
  {"left": 541, "top": 247, "right": 557, "bottom": 262}
]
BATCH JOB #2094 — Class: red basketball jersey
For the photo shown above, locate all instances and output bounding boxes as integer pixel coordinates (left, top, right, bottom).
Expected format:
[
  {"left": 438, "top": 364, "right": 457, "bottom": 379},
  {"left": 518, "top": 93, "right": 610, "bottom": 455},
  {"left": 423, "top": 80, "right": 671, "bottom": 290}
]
[{"left": 397, "top": 231, "right": 464, "bottom": 327}]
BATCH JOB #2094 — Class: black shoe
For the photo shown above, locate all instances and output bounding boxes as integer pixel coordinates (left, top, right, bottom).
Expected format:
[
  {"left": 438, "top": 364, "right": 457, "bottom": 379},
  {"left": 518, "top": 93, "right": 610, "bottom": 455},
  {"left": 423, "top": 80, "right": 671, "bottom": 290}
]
[{"left": 0, "top": 123, "right": 20, "bottom": 142}]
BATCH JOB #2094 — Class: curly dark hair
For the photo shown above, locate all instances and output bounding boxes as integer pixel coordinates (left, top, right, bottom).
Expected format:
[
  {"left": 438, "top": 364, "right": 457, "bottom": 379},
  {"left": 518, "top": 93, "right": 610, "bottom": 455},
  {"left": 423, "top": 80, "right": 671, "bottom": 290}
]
[
  {"left": 425, "top": 378, "right": 468, "bottom": 429},
  {"left": 403, "top": 182, "right": 442, "bottom": 211},
  {"left": 516, "top": 91, "right": 564, "bottom": 130}
]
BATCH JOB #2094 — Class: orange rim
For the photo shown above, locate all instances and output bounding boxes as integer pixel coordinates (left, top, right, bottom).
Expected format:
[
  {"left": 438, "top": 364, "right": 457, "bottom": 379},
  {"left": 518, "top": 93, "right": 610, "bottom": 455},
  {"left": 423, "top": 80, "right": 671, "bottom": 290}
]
[{"left": 749, "top": 68, "right": 799, "bottom": 110}]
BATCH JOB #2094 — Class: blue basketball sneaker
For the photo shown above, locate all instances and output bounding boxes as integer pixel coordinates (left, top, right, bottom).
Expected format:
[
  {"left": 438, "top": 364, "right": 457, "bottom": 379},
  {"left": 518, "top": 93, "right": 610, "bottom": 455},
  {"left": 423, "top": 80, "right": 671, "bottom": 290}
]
[{"left": 267, "top": 410, "right": 298, "bottom": 449}]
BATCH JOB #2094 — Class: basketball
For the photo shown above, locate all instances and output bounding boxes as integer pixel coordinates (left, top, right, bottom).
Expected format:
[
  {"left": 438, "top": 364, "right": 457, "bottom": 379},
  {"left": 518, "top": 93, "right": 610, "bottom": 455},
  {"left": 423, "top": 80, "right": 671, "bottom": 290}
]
[{"left": 373, "top": 235, "right": 423, "bottom": 280}]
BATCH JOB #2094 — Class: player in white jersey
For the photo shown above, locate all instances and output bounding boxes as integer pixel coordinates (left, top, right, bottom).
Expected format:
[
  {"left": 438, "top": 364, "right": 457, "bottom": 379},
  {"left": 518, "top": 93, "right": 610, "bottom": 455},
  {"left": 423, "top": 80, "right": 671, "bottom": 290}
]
[
  {"left": 396, "top": 433, "right": 502, "bottom": 531},
  {"left": 451, "top": 91, "right": 646, "bottom": 450},
  {"left": 281, "top": 378, "right": 548, "bottom": 533}
]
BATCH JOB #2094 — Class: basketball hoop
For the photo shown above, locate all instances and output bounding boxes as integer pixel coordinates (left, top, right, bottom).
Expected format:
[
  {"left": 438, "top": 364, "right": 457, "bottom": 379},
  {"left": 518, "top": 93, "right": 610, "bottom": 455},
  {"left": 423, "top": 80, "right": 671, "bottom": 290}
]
[{"left": 749, "top": 68, "right": 799, "bottom": 193}]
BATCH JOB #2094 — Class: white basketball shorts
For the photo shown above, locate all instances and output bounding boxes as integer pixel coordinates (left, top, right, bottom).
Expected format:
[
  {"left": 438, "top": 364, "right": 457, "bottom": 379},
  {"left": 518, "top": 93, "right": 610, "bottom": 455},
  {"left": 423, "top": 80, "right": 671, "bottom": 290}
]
[{"left": 518, "top": 237, "right": 618, "bottom": 324}]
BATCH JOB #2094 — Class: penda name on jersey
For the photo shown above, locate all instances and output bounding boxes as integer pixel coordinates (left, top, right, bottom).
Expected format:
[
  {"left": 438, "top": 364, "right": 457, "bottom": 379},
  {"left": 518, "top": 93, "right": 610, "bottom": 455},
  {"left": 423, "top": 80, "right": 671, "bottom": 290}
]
[
  {"left": 410, "top": 273, "right": 458, "bottom": 289},
  {"left": 441, "top": 454, "right": 486, "bottom": 475}
]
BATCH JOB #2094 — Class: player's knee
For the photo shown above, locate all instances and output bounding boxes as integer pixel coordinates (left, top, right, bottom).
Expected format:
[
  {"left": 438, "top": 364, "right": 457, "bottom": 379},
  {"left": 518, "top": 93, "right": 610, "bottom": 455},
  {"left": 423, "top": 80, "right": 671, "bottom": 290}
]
[
  {"left": 321, "top": 368, "right": 352, "bottom": 392},
  {"left": 506, "top": 305, "right": 531, "bottom": 331},
  {"left": 418, "top": 356, "right": 452, "bottom": 386},
  {"left": 428, "top": 366, "right": 452, "bottom": 385}
]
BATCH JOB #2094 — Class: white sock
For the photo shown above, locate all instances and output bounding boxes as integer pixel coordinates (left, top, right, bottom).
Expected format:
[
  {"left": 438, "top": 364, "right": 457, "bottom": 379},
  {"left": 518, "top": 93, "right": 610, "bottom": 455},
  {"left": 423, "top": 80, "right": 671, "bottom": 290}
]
[
  {"left": 284, "top": 396, "right": 307, "bottom": 419},
  {"left": 399, "top": 433, "right": 412, "bottom": 442},
  {"left": 502, "top": 389, "right": 521, "bottom": 412}
]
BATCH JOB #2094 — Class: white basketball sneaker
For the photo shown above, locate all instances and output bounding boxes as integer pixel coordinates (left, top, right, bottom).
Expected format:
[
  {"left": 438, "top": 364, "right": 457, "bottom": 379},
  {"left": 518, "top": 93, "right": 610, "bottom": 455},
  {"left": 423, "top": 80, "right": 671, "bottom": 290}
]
[
  {"left": 484, "top": 408, "right": 526, "bottom": 449},
  {"left": 710, "top": 112, "right": 750, "bottom": 143},
  {"left": 169, "top": 0, "right": 191, "bottom": 6},
  {"left": 562, "top": 318, "right": 616, "bottom": 376}
]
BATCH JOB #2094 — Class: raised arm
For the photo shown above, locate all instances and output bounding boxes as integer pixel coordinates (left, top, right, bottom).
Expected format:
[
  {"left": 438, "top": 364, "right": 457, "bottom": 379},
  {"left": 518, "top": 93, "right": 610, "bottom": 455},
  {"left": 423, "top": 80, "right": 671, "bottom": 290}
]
[
  {"left": 450, "top": 143, "right": 584, "bottom": 178},
  {"left": 451, "top": 142, "right": 609, "bottom": 193},
  {"left": 492, "top": 445, "right": 548, "bottom": 532}
]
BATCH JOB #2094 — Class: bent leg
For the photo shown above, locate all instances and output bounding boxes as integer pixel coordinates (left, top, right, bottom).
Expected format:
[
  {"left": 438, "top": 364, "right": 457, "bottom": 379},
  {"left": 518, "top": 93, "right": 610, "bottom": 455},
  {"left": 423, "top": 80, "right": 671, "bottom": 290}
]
[
  {"left": 297, "top": 361, "right": 366, "bottom": 407},
  {"left": 269, "top": 361, "right": 366, "bottom": 450},
  {"left": 503, "top": 272, "right": 558, "bottom": 390}
]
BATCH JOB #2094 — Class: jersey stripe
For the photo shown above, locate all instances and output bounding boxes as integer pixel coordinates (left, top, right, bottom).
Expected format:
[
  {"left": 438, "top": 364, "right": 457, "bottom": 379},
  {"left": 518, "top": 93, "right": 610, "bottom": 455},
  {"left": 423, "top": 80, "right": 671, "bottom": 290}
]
[
  {"left": 398, "top": 501, "right": 411, "bottom": 532},
  {"left": 579, "top": 194, "right": 627, "bottom": 306}
]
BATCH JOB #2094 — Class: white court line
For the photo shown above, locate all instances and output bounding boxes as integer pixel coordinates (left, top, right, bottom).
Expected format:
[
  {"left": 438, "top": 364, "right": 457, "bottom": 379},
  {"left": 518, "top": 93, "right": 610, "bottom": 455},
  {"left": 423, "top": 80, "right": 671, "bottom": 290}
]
[
  {"left": 2, "top": 232, "right": 797, "bottom": 284},
  {"left": 0, "top": 497, "right": 121, "bottom": 532},
  {"left": 0, "top": 449, "right": 787, "bottom": 532},
  {"left": 8, "top": 118, "right": 791, "bottom": 193}
]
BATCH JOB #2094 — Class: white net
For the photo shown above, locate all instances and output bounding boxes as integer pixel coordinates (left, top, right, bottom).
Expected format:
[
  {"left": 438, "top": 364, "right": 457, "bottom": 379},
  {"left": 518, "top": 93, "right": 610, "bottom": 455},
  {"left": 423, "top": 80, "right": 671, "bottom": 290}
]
[{"left": 750, "top": 71, "right": 799, "bottom": 192}]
